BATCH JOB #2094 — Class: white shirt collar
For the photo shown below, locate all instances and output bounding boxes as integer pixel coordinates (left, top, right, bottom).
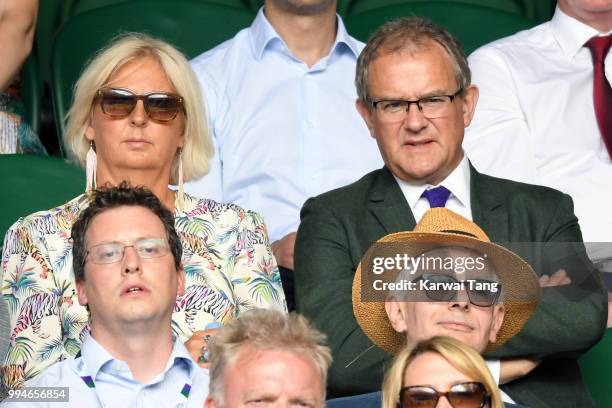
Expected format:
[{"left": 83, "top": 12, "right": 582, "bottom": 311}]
[
  {"left": 248, "top": 7, "right": 360, "bottom": 61},
  {"left": 550, "top": 6, "right": 608, "bottom": 60},
  {"left": 394, "top": 155, "right": 471, "bottom": 212}
]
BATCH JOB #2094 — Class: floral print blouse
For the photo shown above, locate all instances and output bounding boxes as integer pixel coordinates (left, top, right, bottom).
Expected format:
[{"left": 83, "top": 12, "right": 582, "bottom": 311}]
[
  {"left": 0, "top": 192, "right": 286, "bottom": 389},
  {"left": 1, "top": 80, "right": 47, "bottom": 155}
]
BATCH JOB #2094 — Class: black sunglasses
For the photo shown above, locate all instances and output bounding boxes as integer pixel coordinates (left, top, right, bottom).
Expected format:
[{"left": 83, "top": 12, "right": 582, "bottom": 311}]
[
  {"left": 416, "top": 274, "right": 501, "bottom": 307},
  {"left": 399, "top": 382, "right": 490, "bottom": 408},
  {"left": 95, "top": 87, "right": 185, "bottom": 122}
]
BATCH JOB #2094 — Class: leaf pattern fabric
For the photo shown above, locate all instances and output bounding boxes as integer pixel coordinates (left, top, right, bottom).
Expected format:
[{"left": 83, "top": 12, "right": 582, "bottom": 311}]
[{"left": 0, "top": 192, "right": 286, "bottom": 389}]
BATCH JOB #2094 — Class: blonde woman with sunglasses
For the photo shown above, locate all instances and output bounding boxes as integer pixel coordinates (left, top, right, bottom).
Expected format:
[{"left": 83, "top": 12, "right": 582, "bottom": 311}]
[
  {"left": 383, "top": 336, "right": 504, "bottom": 408},
  {"left": 0, "top": 33, "right": 286, "bottom": 390}
]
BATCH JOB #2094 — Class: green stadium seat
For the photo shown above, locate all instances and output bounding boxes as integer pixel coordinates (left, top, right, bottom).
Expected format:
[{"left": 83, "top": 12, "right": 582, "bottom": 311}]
[
  {"left": 245, "top": 0, "right": 261, "bottom": 12},
  {"left": 63, "top": 0, "right": 250, "bottom": 18},
  {"left": 345, "top": 2, "right": 536, "bottom": 55},
  {"left": 347, "top": 0, "right": 556, "bottom": 22},
  {"left": 338, "top": 0, "right": 352, "bottom": 16},
  {"left": 0, "top": 155, "right": 84, "bottom": 249},
  {"left": 579, "top": 328, "right": 612, "bottom": 407},
  {"left": 28, "top": 0, "right": 65, "bottom": 154},
  {"left": 50, "top": 0, "right": 254, "bottom": 153},
  {"left": 518, "top": 0, "right": 556, "bottom": 23},
  {"left": 20, "top": 53, "right": 41, "bottom": 135},
  {"left": 348, "top": 0, "right": 525, "bottom": 16},
  {"left": 33, "top": 0, "right": 64, "bottom": 87},
  {"left": 245, "top": 0, "right": 351, "bottom": 16}
]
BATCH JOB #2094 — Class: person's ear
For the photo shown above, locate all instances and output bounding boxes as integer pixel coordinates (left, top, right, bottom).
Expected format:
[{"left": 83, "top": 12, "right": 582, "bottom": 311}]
[
  {"left": 461, "top": 84, "right": 479, "bottom": 127},
  {"left": 204, "top": 395, "right": 217, "bottom": 408},
  {"left": 385, "top": 299, "right": 408, "bottom": 333},
  {"left": 356, "top": 99, "right": 376, "bottom": 138},
  {"left": 488, "top": 304, "right": 505, "bottom": 343},
  {"left": 85, "top": 106, "right": 96, "bottom": 142},
  {"left": 76, "top": 279, "right": 89, "bottom": 307}
]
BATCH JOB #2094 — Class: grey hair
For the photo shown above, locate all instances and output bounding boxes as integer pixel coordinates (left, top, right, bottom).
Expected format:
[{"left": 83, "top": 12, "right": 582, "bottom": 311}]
[
  {"left": 207, "top": 309, "right": 332, "bottom": 406},
  {"left": 355, "top": 17, "right": 471, "bottom": 105}
]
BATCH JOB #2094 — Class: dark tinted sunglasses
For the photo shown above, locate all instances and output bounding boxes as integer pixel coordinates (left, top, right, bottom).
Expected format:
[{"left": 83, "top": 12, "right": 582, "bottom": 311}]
[
  {"left": 399, "top": 382, "right": 490, "bottom": 408},
  {"left": 417, "top": 274, "right": 501, "bottom": 307},
  {"left": 95, "top": 87, "right": 184, "bottom": 122}
]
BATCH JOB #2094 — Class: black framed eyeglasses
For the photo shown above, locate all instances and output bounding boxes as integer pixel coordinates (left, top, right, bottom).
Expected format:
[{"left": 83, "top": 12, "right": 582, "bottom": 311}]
[
  {"left": 95, "top": 87, "right": 185, "bottom": 122},
  {"left": 369, "top": 88, "right": 463, "bottom": 121},
  {"left": 399, "top": 382, "right": 490, "bottom": 408},
  {"left": 415, "top": 273, "right": 501, "bottom": 307},
  {"left": 85, "top": 238, "right": 170, "bottom": 265}
]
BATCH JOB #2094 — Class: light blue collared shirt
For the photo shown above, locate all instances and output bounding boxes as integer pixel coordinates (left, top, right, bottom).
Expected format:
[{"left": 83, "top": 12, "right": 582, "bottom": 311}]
[
  {"left": 2, "top": 334, "right": 209, "bottom": 407},
  {"left": 187, "top": 8, "right": 383, "bottom": 242}
]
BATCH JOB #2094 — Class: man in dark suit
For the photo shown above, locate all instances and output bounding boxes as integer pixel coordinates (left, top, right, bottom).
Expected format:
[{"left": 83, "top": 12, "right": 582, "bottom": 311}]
[{"left": 294, "top": 17, "right": 607, "bottom": 408}]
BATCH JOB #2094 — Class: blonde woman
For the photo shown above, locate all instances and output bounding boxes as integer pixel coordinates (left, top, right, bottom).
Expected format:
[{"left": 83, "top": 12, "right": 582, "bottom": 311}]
[
  {"left": 383, "top": 336, "right": 503, "bottom": 408},
  {"left": 0, "top": 33, "right": 286, "bottom": 389}
]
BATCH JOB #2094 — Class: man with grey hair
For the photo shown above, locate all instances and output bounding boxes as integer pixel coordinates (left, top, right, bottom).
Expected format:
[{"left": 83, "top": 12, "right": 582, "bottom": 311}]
[
  {"left": 204, "top": 309, "right": 331, "bottom": 408},
  {"left": 294, "top": 16, "right": 607, "bottom": 407}
]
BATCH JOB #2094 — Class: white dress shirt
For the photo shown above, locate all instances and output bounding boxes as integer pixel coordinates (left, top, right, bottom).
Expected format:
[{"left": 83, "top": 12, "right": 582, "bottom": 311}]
[
  {"left": 394, "top": 155, "right": 473, "bottom": 222},
  {"left": 187, "top": 8, "right": 383, "bottom": 242},
  {"left": 464, "top": 7, "right": 612, "bottom": 257},
  {"left": 1, "top": 334, "right": 209, "bottom": 407}
]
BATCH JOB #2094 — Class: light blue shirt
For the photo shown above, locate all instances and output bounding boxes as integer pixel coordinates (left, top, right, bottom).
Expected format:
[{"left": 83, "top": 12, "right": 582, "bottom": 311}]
[
  {"left": 1, "top": 334, "right": 209, "bottom": 407},
  {"left": 187, "top": 8, "right": 383, "bottom": 242}
]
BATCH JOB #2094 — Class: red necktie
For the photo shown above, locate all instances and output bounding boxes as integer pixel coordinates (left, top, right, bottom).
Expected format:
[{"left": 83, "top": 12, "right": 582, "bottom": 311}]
[{"left": 585, "top": 35, "right": 612, "bottom": 158}]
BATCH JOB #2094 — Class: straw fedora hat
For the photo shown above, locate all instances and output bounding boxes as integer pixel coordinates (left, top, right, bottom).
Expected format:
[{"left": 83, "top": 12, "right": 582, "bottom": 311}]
[{"left": 352, "top": 208, "right": 541, "bottom": 355}]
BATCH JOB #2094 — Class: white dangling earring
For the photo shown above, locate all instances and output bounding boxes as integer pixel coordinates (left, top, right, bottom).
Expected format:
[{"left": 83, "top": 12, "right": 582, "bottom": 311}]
[
  {"left": 177, "top": 147, "right": 184, "bottom": 209},
  {"left": 85, "top": 141, "right": 97, "bottom": 192}
]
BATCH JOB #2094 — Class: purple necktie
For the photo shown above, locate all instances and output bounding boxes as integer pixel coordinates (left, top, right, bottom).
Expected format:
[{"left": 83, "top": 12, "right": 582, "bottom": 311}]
[{"left": 421, "top": 186, "right": 451, "bottom": 208}]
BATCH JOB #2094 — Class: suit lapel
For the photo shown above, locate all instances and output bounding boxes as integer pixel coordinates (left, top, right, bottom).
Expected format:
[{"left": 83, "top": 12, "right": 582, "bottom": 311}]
[
  {"left": 368, "top": 167, "right": 416, "bottom": 234},
  {"left": 365, "top": 165, "right": 509, "bottom": 238},
  {"left": 470, "top": 164, "right": 508, "bottom": 241}
]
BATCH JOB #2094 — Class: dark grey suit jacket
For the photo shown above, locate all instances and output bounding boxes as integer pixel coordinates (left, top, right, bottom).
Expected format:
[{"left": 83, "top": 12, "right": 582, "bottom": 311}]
[{"left": 295, "top": 165, "right": 607, "bottom": 408}]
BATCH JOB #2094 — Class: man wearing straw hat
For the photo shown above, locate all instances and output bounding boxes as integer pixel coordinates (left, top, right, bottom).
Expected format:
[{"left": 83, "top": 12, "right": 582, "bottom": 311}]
[
  {"left": 350, "top": 208, "right": 539, "bottom": 407},
  {"left": 294, "top": 16, "right": 607, "bottom": 408}
]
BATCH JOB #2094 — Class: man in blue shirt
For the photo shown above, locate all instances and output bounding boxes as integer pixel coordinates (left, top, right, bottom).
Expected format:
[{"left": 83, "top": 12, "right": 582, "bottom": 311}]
[
  {"left": 187, "top": 0, "right": 383, "bottom": 310},
  {"left": 1, "top": 184, "right": 209, "bottom": 407}
]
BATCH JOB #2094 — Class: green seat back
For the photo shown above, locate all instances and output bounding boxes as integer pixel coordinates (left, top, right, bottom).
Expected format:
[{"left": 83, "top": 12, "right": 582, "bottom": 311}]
[
  {"left": 579, "top": 328, "right": 612, "bottom": 407},
  {"left": 19, "top": 53, "right": 41, "bottom": 135},
  {"left": 63, "top": 0, "right": 250, "bottom": 18},
  {"left": 338, "top": 0, "right": 352, "bottom": 15},
  {"left": 348, "top": 0, "right": 525, "bottom": 16},
  {"left": 0, "top": 155, "right": 84, "bottom": 249},
  {"left": 34, "top": 0, "right": 64, "bottom": 87},
  {"left": 345, "top": 2, "right": 536, "bottom": 55},
  {"left": 50, "top": 0, "right": 254, "bottom": 152},
  {"left": 348, "top": 0, "right": 556, "bottom": 22},
  {"left": 517, "top": 0, "right": 556, "bottom": 23},
  {"left": 245, "top": 0, "right": 351, "bottom": 16}
]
